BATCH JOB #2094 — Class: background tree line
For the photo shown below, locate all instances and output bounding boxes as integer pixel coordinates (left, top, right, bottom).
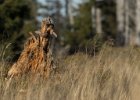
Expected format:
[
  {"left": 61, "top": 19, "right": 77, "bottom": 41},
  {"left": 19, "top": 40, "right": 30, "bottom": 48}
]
[{"left": 0, "top": 0, "right": 140, "bottom": 60}]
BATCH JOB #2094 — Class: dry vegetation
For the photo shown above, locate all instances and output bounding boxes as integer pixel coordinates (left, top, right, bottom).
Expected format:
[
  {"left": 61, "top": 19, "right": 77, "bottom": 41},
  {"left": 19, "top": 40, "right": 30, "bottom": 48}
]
[
  {"left": 8, "top": 17, "right": 57, "bottom": 78},
  {"left": 0, "top": 46, "right": 140, "bottom": 100}
]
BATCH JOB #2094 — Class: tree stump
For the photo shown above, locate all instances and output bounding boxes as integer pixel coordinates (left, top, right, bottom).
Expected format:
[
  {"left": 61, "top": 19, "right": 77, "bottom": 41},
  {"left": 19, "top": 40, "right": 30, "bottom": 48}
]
[{"left": 8, "top": 17, "right": 57, "bottom": 78}]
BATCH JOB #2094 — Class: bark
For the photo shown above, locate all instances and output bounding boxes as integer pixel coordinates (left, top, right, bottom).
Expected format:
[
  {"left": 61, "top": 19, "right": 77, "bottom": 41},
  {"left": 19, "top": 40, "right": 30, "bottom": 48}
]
[
  {"left": 135, "top": 0, "right": 140, "bottom": 45},
  {"left": 124, "top": 0, "right": 129, "bottom": 45},
  {"left": 66, "top": 0, "right": 74, "bottom": 25},
  {"left": 91, "top": 6, "right": 96, "bottom": 32},
  {"left": 96, "top": 8, "right": 102, "bottom": 35},
  {"left": 116, "top": 0, "right": 125, "bottom": 45}
]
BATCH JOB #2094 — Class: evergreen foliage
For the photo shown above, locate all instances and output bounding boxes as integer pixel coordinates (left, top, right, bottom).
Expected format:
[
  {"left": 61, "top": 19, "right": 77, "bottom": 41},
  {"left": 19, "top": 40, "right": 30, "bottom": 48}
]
[
  {"left": 64, "top": 0, "right": 116, "bottom": 54},
  {"left": 0, "top": 0, "right": 36, "bottom": 60}
]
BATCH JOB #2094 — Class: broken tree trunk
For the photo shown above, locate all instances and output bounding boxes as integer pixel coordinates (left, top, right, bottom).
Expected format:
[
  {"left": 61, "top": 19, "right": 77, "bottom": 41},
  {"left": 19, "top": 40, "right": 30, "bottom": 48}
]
[{"left": 8, "top": 17, "right": 57, "bottom": 78}]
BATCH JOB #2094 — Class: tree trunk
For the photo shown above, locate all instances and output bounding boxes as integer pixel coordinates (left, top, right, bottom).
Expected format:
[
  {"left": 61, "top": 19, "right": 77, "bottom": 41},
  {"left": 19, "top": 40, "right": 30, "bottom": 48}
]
[
  {"left": 135, "top": 0, "right": 140, "bottom": 45},
  {"left": 68, "top": 0, "right": 74, "bottom": 25},
  {"left": 91, "top": 6, "right": 96, "bottom": 33},
  {"left": 124, "top": 0, "right": 130, "bottom": 45},
  {"left": 95, "top": 8, "right": 102, "bottom": 36},
  {"left": 116, "top": 0, "right": 125, "bottom": 46}
]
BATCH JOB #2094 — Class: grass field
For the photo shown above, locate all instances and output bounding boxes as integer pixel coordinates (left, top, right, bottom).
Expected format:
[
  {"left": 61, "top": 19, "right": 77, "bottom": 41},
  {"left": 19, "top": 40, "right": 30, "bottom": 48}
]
[{"left": 0, "top": 46, "right": 140, "bottom": 100}]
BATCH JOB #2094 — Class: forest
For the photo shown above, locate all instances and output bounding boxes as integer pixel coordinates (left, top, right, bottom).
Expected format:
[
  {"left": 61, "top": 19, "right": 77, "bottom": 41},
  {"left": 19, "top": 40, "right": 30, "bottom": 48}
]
[{"left": 0, "top": 0, "right": 140, "bottom": 100}]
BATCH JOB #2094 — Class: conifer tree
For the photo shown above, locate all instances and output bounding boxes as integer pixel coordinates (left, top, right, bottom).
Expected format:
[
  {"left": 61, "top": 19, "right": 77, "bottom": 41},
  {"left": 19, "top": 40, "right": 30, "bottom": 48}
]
[{"left": 0, "top": 0, "right": 37, "bottom": 60}]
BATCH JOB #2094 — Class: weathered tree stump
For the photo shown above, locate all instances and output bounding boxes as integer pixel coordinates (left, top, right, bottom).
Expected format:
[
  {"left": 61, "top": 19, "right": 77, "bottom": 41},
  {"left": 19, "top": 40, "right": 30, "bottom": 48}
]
[{"left": 8, "top": 17, "right": 57, "bottom": 78}]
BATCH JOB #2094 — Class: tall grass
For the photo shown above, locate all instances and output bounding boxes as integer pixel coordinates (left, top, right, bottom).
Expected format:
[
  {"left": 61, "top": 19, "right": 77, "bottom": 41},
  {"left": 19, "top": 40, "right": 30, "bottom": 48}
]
[{"left": 0, "top": 46, "right": 140, "bottom": 100}]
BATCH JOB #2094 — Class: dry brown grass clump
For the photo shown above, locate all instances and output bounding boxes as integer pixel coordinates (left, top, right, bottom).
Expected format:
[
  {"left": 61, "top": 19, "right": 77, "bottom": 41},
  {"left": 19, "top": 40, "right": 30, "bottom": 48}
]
[
  {"left": 8, "top": 17, "right": 57, "bottom": 78},
  {"left": 0, "top": 46, "right": 140, "bottom": 100}
]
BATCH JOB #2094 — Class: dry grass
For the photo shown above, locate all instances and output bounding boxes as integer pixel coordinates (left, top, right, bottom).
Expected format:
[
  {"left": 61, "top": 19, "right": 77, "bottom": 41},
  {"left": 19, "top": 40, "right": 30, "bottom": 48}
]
[
  {"left": 8, "top": 17, "right": 56, "bottom": 78},
  {"left": 0, "top": 46, "right": 140, "bottom": 100}
]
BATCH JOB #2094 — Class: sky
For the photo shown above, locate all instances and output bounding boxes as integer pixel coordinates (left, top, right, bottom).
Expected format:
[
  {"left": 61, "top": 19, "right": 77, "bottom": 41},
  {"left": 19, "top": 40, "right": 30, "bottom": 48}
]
[
  {"left": 38, "top": 0, "right": 83, "bottom": 6},
  {"left": 37, "top": 0, "right": 83, "bottom": 21},
  {"left": 37, "top": 0, "right": 83, "bottom": 16}
]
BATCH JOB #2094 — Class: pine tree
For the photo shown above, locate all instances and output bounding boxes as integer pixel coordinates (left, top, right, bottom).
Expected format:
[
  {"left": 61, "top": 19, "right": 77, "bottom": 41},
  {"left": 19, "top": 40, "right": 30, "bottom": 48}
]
[{"left": 0, "top": 0, "right": 37, "bottom": 60}]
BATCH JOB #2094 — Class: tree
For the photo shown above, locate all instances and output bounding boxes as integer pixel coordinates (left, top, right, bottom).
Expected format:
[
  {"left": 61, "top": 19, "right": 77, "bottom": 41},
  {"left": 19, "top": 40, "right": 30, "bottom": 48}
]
[
  {"left": 64, "top": 1, "right": 96, "bottom": 54},
  {"left": 116, "top": 0, "right": 125, "bottom": 45},
  {"left": 135, "top": 0, "right": 140, "bottom": 45},
  {"left": 67, "top": 0, "right": 117, "bottom": 53},
  {"left": 116, "top": 0, "right": 139, "bottom": 46},
  {"left": 0, "top": 0, "right": 37, "bottom": 60},
  {"left": 37, "top": 0, "right": 63, "bottom": 32},
  {"left": 65, "top": 0, "right": 74, "bottom": 26}
]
